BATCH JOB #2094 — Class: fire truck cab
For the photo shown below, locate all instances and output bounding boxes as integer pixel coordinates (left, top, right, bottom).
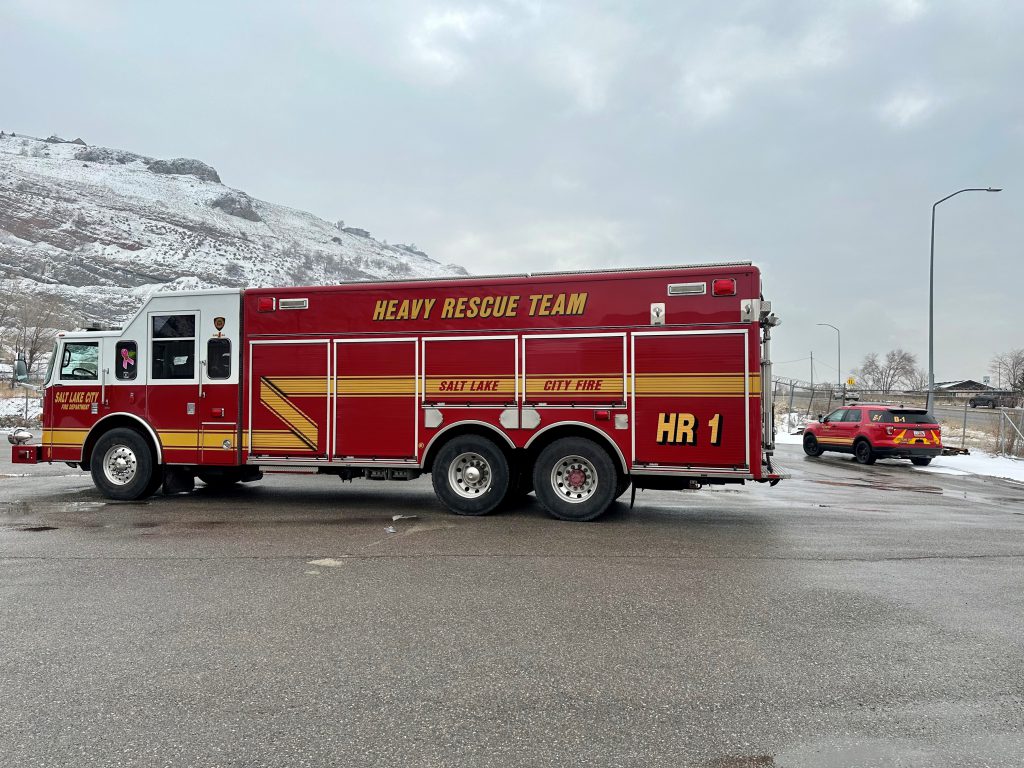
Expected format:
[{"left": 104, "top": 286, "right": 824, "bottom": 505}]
[{"left": 17, "top": 263, "right": 782, "bottom": 521}]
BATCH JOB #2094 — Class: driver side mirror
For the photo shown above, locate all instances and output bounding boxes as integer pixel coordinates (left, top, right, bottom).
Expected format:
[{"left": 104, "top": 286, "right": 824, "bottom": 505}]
[
  {"left": 13, "top": 358, "right": 28, "bottom": 383},
  {"left": 818, "top": 413, "right": 825, "bottom": 422}
]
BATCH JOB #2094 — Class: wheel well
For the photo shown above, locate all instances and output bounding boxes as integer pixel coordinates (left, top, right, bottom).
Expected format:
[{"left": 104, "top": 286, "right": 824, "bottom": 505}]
[
  {"left": 83, "top": 416, "right": 160, "bottom": 471},
  {"left": 522, "top": 425, "right": 627, "bottom": 477},
  {"left": 422, "top": 424, "right": 515, "bottom": 473}
]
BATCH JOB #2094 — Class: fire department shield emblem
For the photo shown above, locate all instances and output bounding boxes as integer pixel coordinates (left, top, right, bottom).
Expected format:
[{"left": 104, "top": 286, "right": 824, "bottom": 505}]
[{"left": 214, "top": 317, "right": 225, "bottom": 331}]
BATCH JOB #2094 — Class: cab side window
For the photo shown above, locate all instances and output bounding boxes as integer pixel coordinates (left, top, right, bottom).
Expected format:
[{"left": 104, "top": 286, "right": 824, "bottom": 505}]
[
  {"left": 152, "top": 314, "right": 196, "bottom": 380},
  {"left": 207, "top": 338, "right": 231, "bottom": 379},
  {"left": 59, "top": 342, "right": 99, "bottom": 380},
  {"left": 115, "top": 341, "right": 138, "bottom": 381}
]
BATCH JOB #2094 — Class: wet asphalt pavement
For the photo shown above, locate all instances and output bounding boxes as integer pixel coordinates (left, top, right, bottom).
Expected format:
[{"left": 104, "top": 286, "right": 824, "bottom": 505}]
[{"left": 1, "top": 445, "right": 1023, "bottom": 768}]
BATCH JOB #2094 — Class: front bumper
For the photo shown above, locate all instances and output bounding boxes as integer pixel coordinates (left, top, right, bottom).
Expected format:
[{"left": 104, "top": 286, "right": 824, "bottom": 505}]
[{"left": 11, "top": 445, "right": 41, "bottom": 464}]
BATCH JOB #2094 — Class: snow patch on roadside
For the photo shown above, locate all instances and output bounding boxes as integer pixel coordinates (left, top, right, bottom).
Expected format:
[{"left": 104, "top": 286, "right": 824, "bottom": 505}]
[{"left": 916, "top": 452, "right": 1024, "bottom": 484}]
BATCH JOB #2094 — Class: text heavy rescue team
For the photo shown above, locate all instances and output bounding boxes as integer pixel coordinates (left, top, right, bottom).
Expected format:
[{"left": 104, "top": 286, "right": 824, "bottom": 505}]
[{"left": 372, "top": 292, "right": 588, "bottom": 322}]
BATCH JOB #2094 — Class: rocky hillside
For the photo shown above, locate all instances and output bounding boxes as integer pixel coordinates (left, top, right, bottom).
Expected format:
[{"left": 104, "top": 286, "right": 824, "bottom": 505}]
[{"left": 0, "top": 132, "right": 466, "bottom": 323}]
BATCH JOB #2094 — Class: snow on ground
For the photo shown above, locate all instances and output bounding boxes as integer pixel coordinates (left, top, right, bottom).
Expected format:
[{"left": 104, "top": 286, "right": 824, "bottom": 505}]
[
  {"left": 774, "top": 411, "right": 1024, "bottom": 483},
  {"left": 0, "top": 395, "right": 40, "bottom": 421},
  {"left": 916, "top": 452, "right": 1024, "bottom": 483}
]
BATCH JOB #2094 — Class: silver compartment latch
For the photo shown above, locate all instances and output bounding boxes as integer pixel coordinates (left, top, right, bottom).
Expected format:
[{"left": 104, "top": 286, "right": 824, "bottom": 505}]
[{"left": 651, "top": 303, "right": 665, "bottom": 325}]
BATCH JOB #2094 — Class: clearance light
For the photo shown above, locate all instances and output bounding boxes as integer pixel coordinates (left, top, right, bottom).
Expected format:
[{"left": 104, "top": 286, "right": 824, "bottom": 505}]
[
  {"left": 257, "top": 297, "right": 276, "bottom": 312},
  {"left": 711, "top": 278, "right": 736, "bottom": 296}
]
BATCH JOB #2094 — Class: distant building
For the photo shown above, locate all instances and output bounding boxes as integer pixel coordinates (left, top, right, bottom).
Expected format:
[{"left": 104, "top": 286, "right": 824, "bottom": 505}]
[{"left": 933, "top": 380, "right": 994, "bottom": 400}]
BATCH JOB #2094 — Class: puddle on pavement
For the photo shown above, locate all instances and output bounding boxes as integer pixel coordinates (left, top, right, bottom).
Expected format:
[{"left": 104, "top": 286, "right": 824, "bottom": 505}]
[{"left": 811, "top": 478, "right": 943, "bottom": 495}]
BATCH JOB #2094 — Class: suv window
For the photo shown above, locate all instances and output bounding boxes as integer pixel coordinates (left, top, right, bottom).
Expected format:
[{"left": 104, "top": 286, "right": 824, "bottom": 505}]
[
  {"left": 824, "top": 409, "right": 846, "bottom": 422},
  {"left": 843, "top": 409, "right": 862, "bottom": 423}
]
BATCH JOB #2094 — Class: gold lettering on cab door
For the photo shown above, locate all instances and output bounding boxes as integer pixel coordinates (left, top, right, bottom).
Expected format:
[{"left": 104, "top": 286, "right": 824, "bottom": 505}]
[
  {"left": 53, "top": 390, "right": 100, "bottom": 411},
  {"left": 372, "top": 293, "right": 588, "bottom": 321}
]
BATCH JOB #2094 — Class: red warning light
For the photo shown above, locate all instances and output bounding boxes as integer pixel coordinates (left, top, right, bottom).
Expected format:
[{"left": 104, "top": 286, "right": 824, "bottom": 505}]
[{"left": 711, "top": 278, "right": 736, "bottom": 297}]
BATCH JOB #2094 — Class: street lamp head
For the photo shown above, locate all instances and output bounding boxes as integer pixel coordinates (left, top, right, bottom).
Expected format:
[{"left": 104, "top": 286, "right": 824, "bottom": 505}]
[{"left": 987, "top": 187, "right": 1002, "bottom": 192}]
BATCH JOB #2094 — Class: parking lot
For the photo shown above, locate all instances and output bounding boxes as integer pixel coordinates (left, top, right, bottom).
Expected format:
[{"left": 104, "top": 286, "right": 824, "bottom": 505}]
[{"left": 2, "top": 444, "right": 1023, "bottom": 767}]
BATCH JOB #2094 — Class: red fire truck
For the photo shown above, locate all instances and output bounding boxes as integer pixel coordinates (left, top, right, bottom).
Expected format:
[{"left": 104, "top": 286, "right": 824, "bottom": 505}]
[{"left": 13, "top": 262, "right": 782, "bottom": 521}]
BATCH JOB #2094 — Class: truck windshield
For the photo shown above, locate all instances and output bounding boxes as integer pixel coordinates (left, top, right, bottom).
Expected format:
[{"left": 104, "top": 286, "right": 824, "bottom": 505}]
[{"left": 44, "top": 342, "right": 57, "bottom": 385}]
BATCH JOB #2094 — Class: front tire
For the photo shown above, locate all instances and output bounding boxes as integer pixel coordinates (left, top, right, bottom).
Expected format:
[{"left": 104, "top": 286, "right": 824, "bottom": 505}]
[
  {"left": 803, "top": 433, "right": 824, "bottom": 457},
  {"left": 432, "top": 435, "right": 510, "bottom": 516},
  {"left": 911, "top": 457, "right": 932, "bottom": 466},
  {"left": 91, "top": 428, "right": 158, "bottom": 500},
  {"left": 854, "top": 439, "right": 876, "bottom": 465},
  {"left": 533, "top": 437, "right": 617, "bottom": 522}
]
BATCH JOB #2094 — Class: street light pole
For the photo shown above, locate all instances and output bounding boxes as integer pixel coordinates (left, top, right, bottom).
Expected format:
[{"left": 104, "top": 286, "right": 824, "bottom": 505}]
[
  {"left": 817, "top": 323, "right": 841, "bottom": 403},
  {"left": 927, "top": 187, "right": 1002, "bottom": 413}
]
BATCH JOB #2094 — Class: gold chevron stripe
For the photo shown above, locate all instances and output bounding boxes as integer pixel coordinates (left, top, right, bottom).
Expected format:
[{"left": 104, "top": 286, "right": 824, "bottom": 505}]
[{"left": 260, "top": 378, "right": 318, "bottom": 451}]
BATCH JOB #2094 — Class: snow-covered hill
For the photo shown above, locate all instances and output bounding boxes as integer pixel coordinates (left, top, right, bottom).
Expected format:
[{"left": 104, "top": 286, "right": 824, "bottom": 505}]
[{"left": 0, "top": 132, "right": 466, "bottom": 322}]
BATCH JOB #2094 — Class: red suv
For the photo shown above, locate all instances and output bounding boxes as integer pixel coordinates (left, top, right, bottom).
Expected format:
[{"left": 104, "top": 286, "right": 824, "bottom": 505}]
[{"left": 802, "top": 404, "right": 942, "bottom": 466}]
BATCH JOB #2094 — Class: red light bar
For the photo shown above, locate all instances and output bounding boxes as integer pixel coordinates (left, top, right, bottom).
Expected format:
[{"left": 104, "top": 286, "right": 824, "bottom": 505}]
[
  {"left": 257, "top": 297, "right": 276, "bottom": 312},
  {"left": 711, "top": 278, "right": 736, "bottom": 296}
]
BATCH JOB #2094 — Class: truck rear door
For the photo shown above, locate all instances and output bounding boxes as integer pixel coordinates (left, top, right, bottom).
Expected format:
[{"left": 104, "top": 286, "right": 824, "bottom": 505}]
[{"left": 632, "top": 329, "right": 751, "bottom": 473}]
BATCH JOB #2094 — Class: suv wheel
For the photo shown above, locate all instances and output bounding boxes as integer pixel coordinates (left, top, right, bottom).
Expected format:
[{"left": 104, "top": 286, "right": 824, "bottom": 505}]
[
  {"left": 803, "top": 433, "right": 824, "bottom": 457},
  {"left": 911, "top": 457, "right": 932, "bottom": 466},
  {"left": 969, "top": 399, "right": 977, "bottom": 408},
  {"left": 854, "top": 439, "right": 876, "bottom": 465}
]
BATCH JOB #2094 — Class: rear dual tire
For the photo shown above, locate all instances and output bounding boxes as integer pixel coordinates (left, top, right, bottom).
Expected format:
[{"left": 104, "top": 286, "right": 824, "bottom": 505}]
[
  {"left": 432, "top": 435, "right": 510, "bottom": 516},
  {"left": 532, "top": 438, "right": 617, "bottom": 522}
]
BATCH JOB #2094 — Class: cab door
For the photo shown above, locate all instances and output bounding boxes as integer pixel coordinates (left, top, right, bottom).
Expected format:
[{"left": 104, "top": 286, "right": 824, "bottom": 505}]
[{"left": 146, "top": 312, "right": 201, "bottom": 464}]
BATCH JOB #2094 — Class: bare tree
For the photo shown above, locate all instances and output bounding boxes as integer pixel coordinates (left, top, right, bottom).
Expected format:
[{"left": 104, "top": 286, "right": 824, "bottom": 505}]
[
  {"left": 990, "top": 349, "right": 1024, "bottom": 391},
  {"left": 903, "top": 367, "right": 928, "bottom": 391},
  {"left": 9, "top": 295, "right": 60, "bottom": 378},
  {"left": 856, "top": 349, "right": 919, "bottom": 393},
  {"left": 857, "top": 352, "right": 882, "bottom": 391}
]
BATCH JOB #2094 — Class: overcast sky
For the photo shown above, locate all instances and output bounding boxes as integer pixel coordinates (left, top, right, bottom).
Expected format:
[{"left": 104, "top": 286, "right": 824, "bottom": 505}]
[{"left": 2, "top": 0, "right": 1021, "bottom": 383}]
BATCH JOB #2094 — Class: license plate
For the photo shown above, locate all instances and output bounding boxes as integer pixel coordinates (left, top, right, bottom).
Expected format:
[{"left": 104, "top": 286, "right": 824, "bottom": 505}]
[{"left": 914, "top": 430, "right": 926, "bottom": 437}]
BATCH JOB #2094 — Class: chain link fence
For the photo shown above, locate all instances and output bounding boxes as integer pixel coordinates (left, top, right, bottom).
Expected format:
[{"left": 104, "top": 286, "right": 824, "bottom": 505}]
[{"left": 772, "top": 379, "right": 1024, "bottom": 458}]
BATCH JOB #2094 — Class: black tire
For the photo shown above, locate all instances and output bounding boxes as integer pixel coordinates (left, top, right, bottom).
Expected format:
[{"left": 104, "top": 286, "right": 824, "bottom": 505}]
[
  {"left": 532, "top": 437, "right": 617, "bottom": 522},
  {"left": 90, "top": 428, "right": 158, "bottom": 501},
  {"left": 432, "top": 435, "right": 510, "bottom": 516},
  {"left": 614, "top": 475, "right": 631, "bottom": 500},
  {"left": 803, "top": 433, "right": 824, "bottom": 457},
  {"left": 854, "top": 439, "right": 876, "bottom": 465},
  {"left": 969, "top": 400, "right": 977, "bottom": 408},
  {"left": 911, "top": 457, "right": 932, "bottom": 466}
]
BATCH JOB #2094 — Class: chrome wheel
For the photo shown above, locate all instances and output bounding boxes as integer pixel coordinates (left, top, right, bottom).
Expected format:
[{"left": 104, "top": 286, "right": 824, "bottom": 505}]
[
  {"left": 550, "top": 454, "right": 598, "bottom": 504},
  {"left": 448, "top": 452, "right": 493, "bottom": 498},
  {"left": 102, "top": 444, "right": 138, "bottom": 486}
]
